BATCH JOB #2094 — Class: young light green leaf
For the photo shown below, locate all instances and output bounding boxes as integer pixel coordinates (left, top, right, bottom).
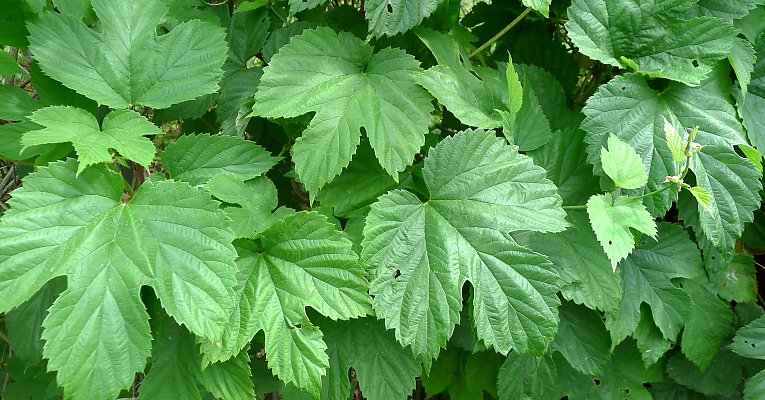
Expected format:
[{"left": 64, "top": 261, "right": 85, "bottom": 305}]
[
  {"left": 606, "top": 223, "right": 704, "bottom": 346},
  {"left": 586, "top": 194, "right": 657, "bottom": 270},
  {"left": 689, "top": 145, "right": 762, "bottom": 257},
  {"left": 506, "top": 56, "right": 523, "bottom": 117},
  {"left": 162, "top": 134, "right": 280, "bottom": 186},
  {"left": 252, "top": 27, "right": 433, "bottom": 194},
  {"left": 566, "top": 0, "right": 737, "bottom": 86},
  {"left": 27, "top": 0, "right": 228, "bottom": 109},
  {"left": 365, "top": 0, "right": 442, "bottom": 37},
  {"left": 521, "top": 0, "right": 550, "bottom": 17},
  {"left": 582, "top": 69, "right": 747, "bottom": 215},
  {"left": 23, "top": 106, "right": 160, "bottom": 174},
  {"left": 0, "top": 160, "right": 238, "bottom": 400},
  {"left": 321, "top": 317, "right": 419, "bottom": 400},
  {"left": 600, "top": 134, "right": 648, "bottom": 189},
  {"left": 688, "top": 186, "right": 712, "bottom": 211},
  {"left": 201, "top": 212, "right": 371, "bottom": 394},
  {"left": 681, "top": 282, "right": 734, "bottom": 371},
  {"left": 663, "top": 116, "right": 686, "bottom": 163},
  {"left": 363, "top": 129, "right": 566, "bottom": 365}
]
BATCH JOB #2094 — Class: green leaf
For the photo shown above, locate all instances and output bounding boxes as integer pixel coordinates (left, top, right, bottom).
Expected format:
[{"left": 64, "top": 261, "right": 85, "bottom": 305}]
[
  {"left": 519, "top": 211, "right": 622, "bottom": 313},
  {"left": 739, "top": 36, "right": 765, "bottom": 158},
  {"left": 697, "top": 0, "right": 765, "bottom": 22},
  {"left": 506, "top": 56, "right": 523, "bottom": 116},
  {"left": 633, "top": 308, "right": 672, "bottom": 365},
  {"left": 745, "top": 369, "right": 765, "bottom": 400},
  {"left": 0, "top": 160, "right": 239, "bottom": 399},
  {"left": 23, "top": 106, "right": 161, "bottom": 174},
  {"left": 321, "top": 317, "right": 419, "bottom": 400},
  {"left": 689, "top": 145, "right": 762, "bottom": 257},
  {"left": 521, "top": 0, "right": 550, "bottom": 17},
  {"left": 201, "top": 212, "right": 371, "bottom": 394},
  {"left": 592, "top": 339, "right": 665, "bottom": 399},
  {"left": 606, "top": 223, "right": 704, "bottom": 346},
  {"left": 681, "top": 281, "right": 734, "bottom": 371},
  {"left": 289, "top": 0, "right": 326, "bottom": 13},
  {"left": 730, "top": 37, "right": 757, "bottom": 96},
  {"left": 27, "top": 0, "right": 228, "bottom": 108},
  {"left": 587, "top": 194, "right": 657, "bottom": 270},
  {"left": 365, "top": 0, "right": 442, "bottom": 37},
  {"left": 140, "top": 311, "right": 202, "bottom": 400},
  {"left": 667, "top": 350, "right": 745, "bottom": 396},
  {"left": 196, "top": 348, "right": 255, "bottom": 400},
  {"left": 503, "top": 70, "right": 553, "bottom": 151},
  {"left": 423, "top": 348, "right": 504, "bottom": 399},
  {"left": 553, "top": 301, "right": 611, "bottom": 375},
  {"left": 0, "top": 50, "right": 23, "bottom": 78},
  {"left": 566, "top": 0, "right": 737, "bottom": 85},
  {"left": 687, "top": 186, "right": 712, "bottom": 211},
  {"left": 252, "top": 27, "right": 433, "bottom": 194},
  {"left": 731, "top": 314, "right": 765, "bottom": 360},
  {"left": 528, "top": 128, "right": 600, "bottom": 206},
  {"left": 5, "top": 279, "right": 65, "bottom": 364},
  {"left": 496, "top": 352, "right": 556, "bottom": 400},
  {"left": 315, "top": 141, "right": 402, "bottom": 218},
  {"left": 708, "top": 253, "right": 758, "bottom": 302},
  {"left": 362, "top": 129, "right": 566, "bottom": 364},
  {"left": 415, "top": 65, "right": 506, "bottom": 129},
  {"left": 663, "top": 116, "right": 686, "bottom": 164},
  {"left": 162, "top": 134, "right": 280, "bottom": 186},
  {"left": 205, "top": 175, "right": 283, "bottom": 238},
  {"left": 0, "top": 85, "right": 41, "bottom": 121},
  {"left": 600, "top": 134, "right": 648, "bottom": 189},
  {"left": 582, "top": 70, "right": 748, "bottom": 215}
]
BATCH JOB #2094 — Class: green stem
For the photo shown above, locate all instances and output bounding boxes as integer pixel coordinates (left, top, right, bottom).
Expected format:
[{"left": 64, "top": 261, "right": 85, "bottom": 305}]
[
  {"left": 627, "top": 184, "right": 674, "bottom": 201},
  {"left": 270, "top": 6, "right": 289, "bottom": 25},
  {"left": 562, "top": 204, "right": 587, "bottom": 210},
  {"left": 468, "top": 7, "right": 532, "bottom": 58},
  {"left": 0, "top": 329, "right": 8, "bottom": 345}
]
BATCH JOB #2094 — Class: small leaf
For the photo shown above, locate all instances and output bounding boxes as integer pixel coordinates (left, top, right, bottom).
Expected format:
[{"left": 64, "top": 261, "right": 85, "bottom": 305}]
[
  {"left": 586, "top": 194, "right": 657, "bottom": 270},
  {"left": 365, "top": 0, "right": 443, "bottom": 37},
  {"left": 730, "top": 314, "right": 765, "bottom": 360},
  {"left": 600, "top": 134, "right": 648, "bottom": 189},
  {"left": 506, "top": 56, "right": 523, "bottom": 117},
  {"left": 688, "top": 186, "right": 712, "bottom": 211},
  {"left": 24, "top": 106, "right": 161, "bottom": 174},
  {"left": 663, "top": 116, "right": 686, "bottom": 163}
]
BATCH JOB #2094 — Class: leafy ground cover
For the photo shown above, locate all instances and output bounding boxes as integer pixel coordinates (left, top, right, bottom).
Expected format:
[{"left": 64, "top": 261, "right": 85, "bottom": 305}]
[{"left": 1, "top": 0, "right": 765, "bottom": 399}]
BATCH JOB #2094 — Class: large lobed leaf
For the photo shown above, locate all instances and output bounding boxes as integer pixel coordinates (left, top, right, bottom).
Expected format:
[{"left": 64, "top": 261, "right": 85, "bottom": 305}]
[
  {"left": 566, "top": 0, "right": 737, "bottom": 86},
  {"left": 0, "top": 160, "right": 238, "bottom": 400},
  {"left": 27, "top": 0, "right": 228, "bottom": 108},
  {"left": 252, "top": 27, "right": 433, "bottom": 194},
  {"left": 201, "top": 212, "right": 372, "bottom": 395},
  {"left": 362, "top": 129, "right": 566, "bottom": 366},
  {"left": 582, "top": 68, "right": 748, "bottom": 215}
]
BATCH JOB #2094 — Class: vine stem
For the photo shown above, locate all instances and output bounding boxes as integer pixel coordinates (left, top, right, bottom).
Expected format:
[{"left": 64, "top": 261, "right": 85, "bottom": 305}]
[
  {"left": 562, "top": 204, "right": 587, "bottom": 210},
  {"left": 468, "top": 7, "right": 532, "bottom": 58},
  {"left": 627, "top": 184, "right": 674, "bottom": 201}
]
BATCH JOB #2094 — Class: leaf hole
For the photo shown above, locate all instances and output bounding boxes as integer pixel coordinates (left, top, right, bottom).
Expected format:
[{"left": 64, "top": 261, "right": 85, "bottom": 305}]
[
  {"left": 643, "top": 383, "right": 652, "bottom": 388},
  {"left": 593, "top": 379, "right": 601, "bottom": 386},
  {"left": 692, "top": 60, "right": 699, "bottom": 67},
  {"left": 386, "top": 3, "right": 393, "bottom": 13},
  {"left": 608, "top": 240, "right": 613, "bottom": 245},
  {"left": 394, "top": 270, "right": 401, "bottom": 278}
]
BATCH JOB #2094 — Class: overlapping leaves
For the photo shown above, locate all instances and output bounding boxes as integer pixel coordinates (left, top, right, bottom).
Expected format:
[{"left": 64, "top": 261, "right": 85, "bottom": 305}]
[
  {"left": 362, "top": 129, "right": 567, "bottom": 365},
  {"left": 0, "top": 160, "right": 238, "bottom": 400}
]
